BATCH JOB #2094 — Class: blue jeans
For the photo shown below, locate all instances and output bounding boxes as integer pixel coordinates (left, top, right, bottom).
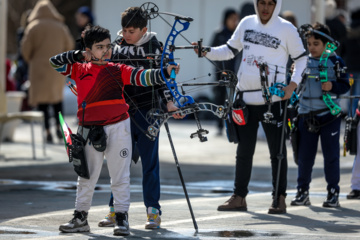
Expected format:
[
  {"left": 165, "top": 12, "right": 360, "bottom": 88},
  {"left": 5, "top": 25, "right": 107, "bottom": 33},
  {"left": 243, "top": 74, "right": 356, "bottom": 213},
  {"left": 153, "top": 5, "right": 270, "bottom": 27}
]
[{"left": 109, "top": 109, "right": 161, "bottom": 213}]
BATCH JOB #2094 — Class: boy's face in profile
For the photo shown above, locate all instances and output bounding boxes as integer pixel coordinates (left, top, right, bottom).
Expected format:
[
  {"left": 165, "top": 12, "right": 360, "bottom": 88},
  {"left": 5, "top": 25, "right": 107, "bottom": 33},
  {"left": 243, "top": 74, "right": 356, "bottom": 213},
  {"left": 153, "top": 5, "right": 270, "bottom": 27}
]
[
  {"left": 307, "top": 36, "right": 326, "bottom": 58},
  {"left": 122, "top": 26, "right": 147, "bottom": 44},
  {"left": 86, "top": 38, "right": 112, "bottom": 64}
]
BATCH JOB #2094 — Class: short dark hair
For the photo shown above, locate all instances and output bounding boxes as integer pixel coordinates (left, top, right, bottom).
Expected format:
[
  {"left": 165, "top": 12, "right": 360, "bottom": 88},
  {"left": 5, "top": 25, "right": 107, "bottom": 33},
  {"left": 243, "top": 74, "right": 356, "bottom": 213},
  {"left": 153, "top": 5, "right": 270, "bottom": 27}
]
[
  {"left": 257, "top": 0, "right": 277, "bottom": 4},
  {"left": 84, "top": 25, "right": 111, "bottom": 49},
  {"left": 312, "top": 22, "right": 331, "bottom": 45},
  {"left": 121, "top": 7, "right": 147, "bottom": 29}
]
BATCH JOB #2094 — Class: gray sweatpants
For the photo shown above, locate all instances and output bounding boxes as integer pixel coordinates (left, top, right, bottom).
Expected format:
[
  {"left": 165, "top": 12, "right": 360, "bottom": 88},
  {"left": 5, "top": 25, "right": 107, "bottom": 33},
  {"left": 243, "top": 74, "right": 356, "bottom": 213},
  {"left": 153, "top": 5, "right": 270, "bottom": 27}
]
[{"left": 75, "top": 118, "right": 132, "bottom": 213}]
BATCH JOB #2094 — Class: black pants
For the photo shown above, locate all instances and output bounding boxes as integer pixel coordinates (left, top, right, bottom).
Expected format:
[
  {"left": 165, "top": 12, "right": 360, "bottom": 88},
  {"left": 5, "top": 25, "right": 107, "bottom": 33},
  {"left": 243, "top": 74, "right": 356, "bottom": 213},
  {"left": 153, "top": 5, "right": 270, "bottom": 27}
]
[
  {"left": 297, "top": 113, "right": 341, "bottom": 192},
  {"left": 234, "top": 101, "right": 287, "bottom": 198},
  {"left": 38, "top": 102, "right": 63, "bottom": 130}
]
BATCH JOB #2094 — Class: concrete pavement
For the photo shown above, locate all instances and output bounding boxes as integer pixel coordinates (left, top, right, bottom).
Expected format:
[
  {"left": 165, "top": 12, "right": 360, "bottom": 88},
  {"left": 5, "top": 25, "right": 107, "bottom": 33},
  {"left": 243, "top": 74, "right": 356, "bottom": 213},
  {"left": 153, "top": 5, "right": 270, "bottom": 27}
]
[{"left": 0, "top": 116, "right": 359, "bottom": 239}]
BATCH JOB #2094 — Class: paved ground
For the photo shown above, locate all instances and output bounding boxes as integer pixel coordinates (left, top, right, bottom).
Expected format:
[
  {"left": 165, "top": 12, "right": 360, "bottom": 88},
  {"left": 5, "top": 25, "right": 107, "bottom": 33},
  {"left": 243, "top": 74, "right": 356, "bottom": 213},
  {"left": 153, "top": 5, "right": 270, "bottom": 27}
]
[{"left": 0, "top": 116, "right": 359, "bottom": 239}]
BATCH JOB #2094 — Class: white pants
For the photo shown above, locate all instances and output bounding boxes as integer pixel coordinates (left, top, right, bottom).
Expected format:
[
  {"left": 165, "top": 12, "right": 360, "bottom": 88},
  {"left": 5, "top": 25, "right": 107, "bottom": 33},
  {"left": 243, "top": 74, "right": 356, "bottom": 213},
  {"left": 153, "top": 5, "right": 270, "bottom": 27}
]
[
  {"left": 75, "top": 118, "right": 132, "bottom": 212},
  {"left": 351, "top": 122, "right": 360, "bottom": 190}
]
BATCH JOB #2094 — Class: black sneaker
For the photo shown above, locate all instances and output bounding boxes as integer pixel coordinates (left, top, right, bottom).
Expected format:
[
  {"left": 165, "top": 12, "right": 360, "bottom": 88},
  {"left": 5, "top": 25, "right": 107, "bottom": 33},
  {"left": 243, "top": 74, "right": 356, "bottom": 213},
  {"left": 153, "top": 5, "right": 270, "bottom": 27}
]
[
  {"left": 291, "top": 189, "right": 311, "bottom": 206},
  {"left": 114, "top": 212, "right": 130, "bottom": 236},
  {"left": 59, "top": 210, "right": 90, "bottom": 233},
  {"left": 46, "top": 134, "right": 53, "bottom": 144},
  {"left": 346, "top": 190, "right": 360, "bottom": 199},
  {"left": 323, "top": 188, "right": 340, "bottom": 208}
]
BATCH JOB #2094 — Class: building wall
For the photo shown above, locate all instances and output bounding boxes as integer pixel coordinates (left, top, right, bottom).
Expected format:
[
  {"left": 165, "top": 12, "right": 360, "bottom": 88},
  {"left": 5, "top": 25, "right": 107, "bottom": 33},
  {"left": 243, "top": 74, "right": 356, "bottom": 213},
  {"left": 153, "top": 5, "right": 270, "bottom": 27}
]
[{"left": 348, "top": 0, "right": 360, "bottom": 10}]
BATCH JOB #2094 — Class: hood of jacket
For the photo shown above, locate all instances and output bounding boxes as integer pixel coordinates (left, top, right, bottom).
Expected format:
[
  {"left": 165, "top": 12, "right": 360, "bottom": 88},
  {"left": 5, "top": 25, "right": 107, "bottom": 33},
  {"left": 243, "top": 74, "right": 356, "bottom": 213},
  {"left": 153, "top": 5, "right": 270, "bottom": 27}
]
[
  {"left": 252, "top": 0, "right": 282, "bottom": 26},
  {"left": 27, "top": 0, "right": 64, "bottom": 23},
  {"left": 116, "top": 30, "right": 158, "bottom": 46}
]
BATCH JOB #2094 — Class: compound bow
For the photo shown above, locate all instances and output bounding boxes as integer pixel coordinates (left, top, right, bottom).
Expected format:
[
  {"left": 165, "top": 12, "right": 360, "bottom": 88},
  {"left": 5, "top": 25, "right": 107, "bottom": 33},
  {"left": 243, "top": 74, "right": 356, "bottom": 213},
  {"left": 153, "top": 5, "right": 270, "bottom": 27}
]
[{"left": 138, "top": 2, "right": 237, "bottom": 142}]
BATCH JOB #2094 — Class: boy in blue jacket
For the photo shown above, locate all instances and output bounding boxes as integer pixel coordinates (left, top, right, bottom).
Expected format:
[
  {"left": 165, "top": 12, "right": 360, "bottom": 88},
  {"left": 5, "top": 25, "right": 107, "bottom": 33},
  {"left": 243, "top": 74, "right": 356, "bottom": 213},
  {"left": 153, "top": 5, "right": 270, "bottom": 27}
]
[{"left": 291, "top": 23, "right": 350, "bottom": 208}]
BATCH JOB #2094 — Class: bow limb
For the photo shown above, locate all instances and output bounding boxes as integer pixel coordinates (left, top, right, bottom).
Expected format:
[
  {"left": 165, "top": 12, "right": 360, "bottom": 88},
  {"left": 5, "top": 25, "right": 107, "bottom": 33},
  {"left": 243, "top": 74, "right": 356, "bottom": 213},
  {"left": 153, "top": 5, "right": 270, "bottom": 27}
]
[
  {"left": 319, "top": 42, "right": 342, "bottom": 115},
  {"left": 160, "top": 17, "right": 195, "bottom": 107}
]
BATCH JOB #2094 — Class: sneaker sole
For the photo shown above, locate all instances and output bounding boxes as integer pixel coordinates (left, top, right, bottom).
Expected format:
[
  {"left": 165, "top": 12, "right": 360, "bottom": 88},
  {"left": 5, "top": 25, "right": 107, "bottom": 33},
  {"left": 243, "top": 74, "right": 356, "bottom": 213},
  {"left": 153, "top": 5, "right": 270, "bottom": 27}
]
[
  {"left": 59, "top": 225, "right": 90, "bottom": 233},
  {"left": 268, "top": 209, "right": 286, "bottom": 214},
  {"left": 217, "top": 207, "right": 247, "bottom": 211},
  {"left": 98, "top": 222, "right": 115, "bottom": 227},
  {"left": 145, "top": 224, "right": 160, "bottom": 229},
  {"left": 290, "top": 200, "right": 311, "bottom": 206},
  {"left": 113, "top": 230, "right": 130, "bottom": 236},
  {"left": 322, "top": 203, "right": 340, "bottom": 208},
  {"left": 346, "top": 196, "right": 360, "bottom": 199}
]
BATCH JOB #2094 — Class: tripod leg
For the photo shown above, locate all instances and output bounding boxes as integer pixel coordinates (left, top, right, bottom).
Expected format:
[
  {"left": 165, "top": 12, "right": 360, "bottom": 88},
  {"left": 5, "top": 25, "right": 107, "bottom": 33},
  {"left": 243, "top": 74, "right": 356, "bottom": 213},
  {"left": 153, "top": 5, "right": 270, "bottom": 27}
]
[
  {"left": 273, "top": 100, "right": 289, "bottom": 208},
  {"left": 164, "top": 122, "right": 198, "bottom": 231}
]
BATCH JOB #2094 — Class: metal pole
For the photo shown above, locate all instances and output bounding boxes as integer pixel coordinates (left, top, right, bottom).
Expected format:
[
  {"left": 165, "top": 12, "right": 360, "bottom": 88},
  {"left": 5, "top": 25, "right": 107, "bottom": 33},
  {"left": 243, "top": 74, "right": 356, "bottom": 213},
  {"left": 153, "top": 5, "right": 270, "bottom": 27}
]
[
  {"left": 164, "top": 121, "right": 198, "bottom": 231},
  {"left": 0, "top": 0, "right": 8, "bottom": 114}
]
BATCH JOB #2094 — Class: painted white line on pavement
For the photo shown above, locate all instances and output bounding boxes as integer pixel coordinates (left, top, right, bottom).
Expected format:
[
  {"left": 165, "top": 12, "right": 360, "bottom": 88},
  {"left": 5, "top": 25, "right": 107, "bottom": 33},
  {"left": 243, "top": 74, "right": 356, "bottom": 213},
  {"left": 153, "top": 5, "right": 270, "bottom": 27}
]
[{"left": 1, "top": 193, "right": 260, "bottom": 223}]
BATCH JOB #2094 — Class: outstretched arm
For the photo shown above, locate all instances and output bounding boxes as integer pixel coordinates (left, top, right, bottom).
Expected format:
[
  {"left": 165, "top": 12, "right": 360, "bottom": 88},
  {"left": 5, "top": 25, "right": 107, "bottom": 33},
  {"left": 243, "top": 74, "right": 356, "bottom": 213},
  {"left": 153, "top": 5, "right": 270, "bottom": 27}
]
[
  {"left": 49, "top": 50, "right": 83, "bottom": 77},
  {"left": 121, "top": 63, "right": 180, "bottom": 87}
]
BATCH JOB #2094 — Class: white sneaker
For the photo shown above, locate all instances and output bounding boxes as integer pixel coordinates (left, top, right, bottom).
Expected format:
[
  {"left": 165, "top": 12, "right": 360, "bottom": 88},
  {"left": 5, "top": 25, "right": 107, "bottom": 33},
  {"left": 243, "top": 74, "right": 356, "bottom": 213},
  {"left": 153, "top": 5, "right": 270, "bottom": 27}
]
[
  {"left": 98, "top": 211, "right": 116, "bottom": 227},
  {"left": 114, "top": 212, "right": 130, "bottom": 236},
  {"left": 145, "top": 207, "right": 161, "bottom": 229},
  {"left": 59, "top": 210, "right": 90, "bottom": 233}
]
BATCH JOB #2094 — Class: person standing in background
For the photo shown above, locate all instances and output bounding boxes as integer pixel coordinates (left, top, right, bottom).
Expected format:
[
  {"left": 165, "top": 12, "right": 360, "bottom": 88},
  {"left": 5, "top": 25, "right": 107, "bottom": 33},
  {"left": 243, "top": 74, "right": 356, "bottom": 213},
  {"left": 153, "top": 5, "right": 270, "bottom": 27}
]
[
  {"left": 325, "top": 0, "right": 347, "bottom": 58},
  {"left": 281, "top": 10, "right": 298, "bottom": 27},
  {"left": 21, "top": 0, "right": 74, "bottom": 143},
  {"left": 15, "top": 9, "right": 32, "bottom": 91},
  {"left": 210, "top": 8, "right": 239, "bottom": 136},
  {"left": 344, "top": 9, "right": 360, "bottom": 115},
  {"left": 344, "top": 9, "right": 360, "bottom": 200},
  {"left": 346, "top": 101, "right": 360, "bottom": 200},
  {"left": 15, "top": 9, "right": 32, "bottom": 111},
  {"left": 75, "top": 6, "right": 94, "bottom": 50}
]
